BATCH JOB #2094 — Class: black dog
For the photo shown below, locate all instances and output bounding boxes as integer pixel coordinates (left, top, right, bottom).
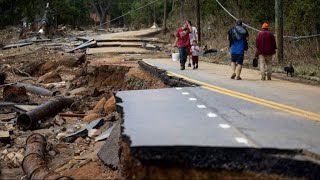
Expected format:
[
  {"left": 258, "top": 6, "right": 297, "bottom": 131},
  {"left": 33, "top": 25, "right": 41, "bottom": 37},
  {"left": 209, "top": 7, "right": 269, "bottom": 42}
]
[
  {"left": 203, "top": 45, "right": 217, "bottom": 55},
  {"left": 284, "top": 64, "right": 294, "bottom": 77}
]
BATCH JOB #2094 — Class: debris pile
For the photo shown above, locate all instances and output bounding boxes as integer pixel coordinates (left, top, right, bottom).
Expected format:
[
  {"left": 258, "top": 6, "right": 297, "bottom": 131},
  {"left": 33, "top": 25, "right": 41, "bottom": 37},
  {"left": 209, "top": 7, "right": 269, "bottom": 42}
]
[{"left": 0, "top": 28, "right": 167, "bottom": 179}]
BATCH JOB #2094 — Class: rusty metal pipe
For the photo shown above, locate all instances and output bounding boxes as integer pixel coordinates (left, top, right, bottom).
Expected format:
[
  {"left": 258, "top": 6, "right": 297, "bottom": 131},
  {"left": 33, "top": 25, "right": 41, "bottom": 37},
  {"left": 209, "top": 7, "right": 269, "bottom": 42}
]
[
  {"left": 17, "top": 97, "right": 74, "bottom": 130},
  {"left": 25, "top": 133, "right": 46, "bottom": 158},
  {"left": 15, "top": 83, "right": 59, "bottom": 96},
  {"left": 23, "top": 133, "right": 73, "bottom": 180}
]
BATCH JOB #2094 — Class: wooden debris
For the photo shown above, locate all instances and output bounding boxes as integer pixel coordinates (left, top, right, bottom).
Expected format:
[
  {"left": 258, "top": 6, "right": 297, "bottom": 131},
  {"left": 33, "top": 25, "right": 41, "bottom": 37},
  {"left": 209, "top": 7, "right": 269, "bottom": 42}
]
[{"left": 0, "top": 113, "right": 16, "bottom": 122}]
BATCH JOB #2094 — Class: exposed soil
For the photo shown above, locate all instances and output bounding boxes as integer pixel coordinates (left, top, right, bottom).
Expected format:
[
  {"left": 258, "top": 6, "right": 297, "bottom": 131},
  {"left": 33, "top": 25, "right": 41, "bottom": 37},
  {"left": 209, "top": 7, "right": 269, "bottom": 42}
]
[
  {"left": 0, "top": 33, "right": 167, "bottom": 179},
  {"left": 62, "top": 161, "right": 118, "bottom": 180}
]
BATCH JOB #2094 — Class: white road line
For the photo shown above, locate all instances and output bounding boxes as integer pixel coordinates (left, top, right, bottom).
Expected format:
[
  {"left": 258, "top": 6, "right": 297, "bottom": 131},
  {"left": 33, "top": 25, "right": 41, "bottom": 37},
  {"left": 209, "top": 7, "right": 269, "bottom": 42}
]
[
  {"left": 207, "top": 112, "right": 217, "bottom": 118},
  {"left": 235, "top": 137, "right": 248, "bottom": 144},
  {"left": 182, "top": 92, "right": 189, "bottom": 95},
  {"left": 189, "top": 98, "right": 197, "bottom": 101},
  {"left": 176, "top": 87, "right": 183, "bottom": 90},
  {"left": 219, "top": 124, "right": 231, "bottom": 129},
  {"left": 197, "top": 105, "right": 206, "bottom": 109}
]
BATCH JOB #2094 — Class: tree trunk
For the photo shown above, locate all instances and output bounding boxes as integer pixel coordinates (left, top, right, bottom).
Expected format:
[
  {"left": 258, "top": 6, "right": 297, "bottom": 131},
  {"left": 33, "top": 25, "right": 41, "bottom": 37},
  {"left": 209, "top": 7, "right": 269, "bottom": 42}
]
[
  {"left": 237, "top": 0, "right": 242, "bottom": 18},
  {"left": 180, "top": 0, "right": 185, "bottom": 22},
  {"left": 196, "top": 0, "right": 201, "bottom": 45},
  {"left": 163, "top": 0, "right": 168, "bottom": 34},
  {"left": 275, "top": 0, "right": 284, "bottom": 64},
  {"left": 99, "top": 12, "right": 107, "bottom": 29}
]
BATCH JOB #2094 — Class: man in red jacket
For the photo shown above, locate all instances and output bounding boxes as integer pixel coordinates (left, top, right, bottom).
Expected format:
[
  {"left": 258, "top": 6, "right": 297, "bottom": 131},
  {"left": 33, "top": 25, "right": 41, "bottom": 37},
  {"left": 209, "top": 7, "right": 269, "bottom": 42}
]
[
  {"left": 255, "top": 23, "right": 277, "bottom": 80},
  {"left": 174, "top": 21, "right": 191, "bottom": 70}
]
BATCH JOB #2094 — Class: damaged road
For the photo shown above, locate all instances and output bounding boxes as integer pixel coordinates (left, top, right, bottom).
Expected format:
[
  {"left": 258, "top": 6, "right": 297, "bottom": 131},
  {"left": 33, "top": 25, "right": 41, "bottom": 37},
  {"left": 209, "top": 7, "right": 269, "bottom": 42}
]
[{"left": 0, "top": 27, "right": 168, "bottom": 180}]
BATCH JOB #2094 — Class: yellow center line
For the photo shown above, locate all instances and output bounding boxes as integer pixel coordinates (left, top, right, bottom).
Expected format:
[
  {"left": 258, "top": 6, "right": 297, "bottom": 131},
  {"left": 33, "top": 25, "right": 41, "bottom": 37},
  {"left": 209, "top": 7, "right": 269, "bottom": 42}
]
[{"left": 167, "top": 71, "right": 320, "bottom": 121}]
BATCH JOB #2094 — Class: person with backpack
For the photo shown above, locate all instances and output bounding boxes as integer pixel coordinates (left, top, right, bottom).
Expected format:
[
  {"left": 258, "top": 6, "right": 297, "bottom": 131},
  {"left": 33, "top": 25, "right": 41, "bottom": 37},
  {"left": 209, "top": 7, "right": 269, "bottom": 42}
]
[{"left": 228, "top": 20, "right": 249, "bottom": 80}]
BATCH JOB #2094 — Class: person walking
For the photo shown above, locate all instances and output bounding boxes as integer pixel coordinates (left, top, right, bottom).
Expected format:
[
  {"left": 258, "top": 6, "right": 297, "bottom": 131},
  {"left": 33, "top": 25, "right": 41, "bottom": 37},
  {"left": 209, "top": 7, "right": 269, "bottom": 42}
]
[
  {"left": 191, "top": 40, "right": 200, "bottom": 69},
  {"left": 188, "top": 21, "right": 198, "bottom": 67},
  {"left": 228, "top": 20, "right": 249, "bottom": 80},
  {"left": 174, "top": 21, "right": 192, "bottom": 70},
  {"left": 255, "top": 23, "right": 277, "bottom": 80}
]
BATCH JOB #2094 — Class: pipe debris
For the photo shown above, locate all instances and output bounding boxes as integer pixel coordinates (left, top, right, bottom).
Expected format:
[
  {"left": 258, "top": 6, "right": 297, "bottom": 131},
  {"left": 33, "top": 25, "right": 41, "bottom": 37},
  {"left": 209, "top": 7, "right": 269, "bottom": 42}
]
[
  {"left": 15, "top": 83, "right": 59, "bottom": 96},
  {"left": 17, "top": 97, "right": 74, "bottom": 130},
  {"left": 23, "top": 133, "right": 73, "bottom": 180}
]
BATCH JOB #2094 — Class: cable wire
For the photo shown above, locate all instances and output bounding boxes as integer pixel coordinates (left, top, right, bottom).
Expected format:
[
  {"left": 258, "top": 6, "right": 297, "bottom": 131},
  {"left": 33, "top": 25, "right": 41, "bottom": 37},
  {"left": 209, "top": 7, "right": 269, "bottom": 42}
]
[
  {"left": 98, "top": 0, "right": 160, "bottom": 27},
  {"left": 214, "top": 0, "right": 320, "bottom": 40}
]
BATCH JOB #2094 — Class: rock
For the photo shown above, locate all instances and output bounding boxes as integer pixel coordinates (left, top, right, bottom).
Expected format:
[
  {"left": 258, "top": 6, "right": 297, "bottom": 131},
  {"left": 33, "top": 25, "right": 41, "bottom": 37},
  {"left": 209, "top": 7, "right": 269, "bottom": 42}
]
[
  {"left": 54, "top": 116, "right": 65, "bottom": 126},
  {"left": 20, "top": 59, "right": 46, "bottom": 76},
  {"left": 2, "top": 149, "right": 8, "bottom": 155},
  {"left": 75, "top": 137, "right": 88, "bottom": 146},
  {"left": 56, "top": 132, "right": 68, "bottom": 140},
  {"left": 40, "top": 61, "right": 56, "bottom": 73},
  {"left": 14, "top": 138, "right": 27, "bottom": 146},
  {"left": 15, "top": 151, "right": 24, "bottom": 163},
  {"left": 0, "top": 131, "right": 10, "bottom": 144},
  {"left": 49, "top": 151, "right": 56, "bottom": 156},
  {"left": 63, "top": 117, "right": 78, "bottom": 123},
  {"left": 6, "top": 152, "right": 15, "bottom": 161},
  {"left": 3, "top": 86, "right": 29, "bottom": 103},
  {"left": 88, "top": 129, "right": 101, "bottom": 138},
  {"left": 83, "top": 113, "right": 100, "bottom": 122},
  {"left": 91, "top": 97, "right": 106, "bottom": 114},
  {"left": 104, "top": 96, "right": 116, "bottom": 114},
  {"left": 0, "top": 113, "right": 16, "bottom": 122},
  {"left": 5, "top": 124, "right": 14, "bottom": 131},
  {"left": 33, "top": 128, "right": 53, "bottom": 137},
  {"left": 69, "top": 87, "right": 89, "bottom": 96},
  {"left": 89, "top": 87, "right": 100, "bottom": 97},
  {"left": 37, "top": 67, "right": 63, "bottom": 84}
]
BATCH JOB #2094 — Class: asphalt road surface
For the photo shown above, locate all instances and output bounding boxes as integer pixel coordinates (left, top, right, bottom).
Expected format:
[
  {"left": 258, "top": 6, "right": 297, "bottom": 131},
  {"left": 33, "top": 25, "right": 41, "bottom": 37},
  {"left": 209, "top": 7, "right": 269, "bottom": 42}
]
[{"left": 117, "top": 58, "right": 320, "bottom": 155}]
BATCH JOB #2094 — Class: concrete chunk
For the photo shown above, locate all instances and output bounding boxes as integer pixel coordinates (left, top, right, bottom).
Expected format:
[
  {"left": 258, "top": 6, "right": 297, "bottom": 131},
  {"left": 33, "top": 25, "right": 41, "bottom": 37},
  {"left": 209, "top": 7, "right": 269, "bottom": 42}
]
[{"left": 0, "top": 131, "right": 10, "bottom": 144}]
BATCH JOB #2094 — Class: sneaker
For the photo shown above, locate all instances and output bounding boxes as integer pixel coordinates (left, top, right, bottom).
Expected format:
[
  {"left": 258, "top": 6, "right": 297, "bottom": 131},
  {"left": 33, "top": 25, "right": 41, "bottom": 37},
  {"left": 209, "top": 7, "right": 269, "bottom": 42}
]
[
  {"left": 231, "top": 73, "right": 236, "bottom": 79},
  {"left": 236, "top": 76, "right": 242, "bottom": 80},
  {"left": 180, "top": 64, "right": 184, "bottom": 70},
  {"left": 195, "top": 64, "right": 198, "bottom": 69}
]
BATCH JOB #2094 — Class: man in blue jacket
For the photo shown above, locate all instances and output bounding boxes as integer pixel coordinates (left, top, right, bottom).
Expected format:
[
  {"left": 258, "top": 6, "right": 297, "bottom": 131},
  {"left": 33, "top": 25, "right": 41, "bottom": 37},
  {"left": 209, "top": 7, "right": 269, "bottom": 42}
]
[{"left": 228, "top": 20, "right": 249, "bottom": 80}]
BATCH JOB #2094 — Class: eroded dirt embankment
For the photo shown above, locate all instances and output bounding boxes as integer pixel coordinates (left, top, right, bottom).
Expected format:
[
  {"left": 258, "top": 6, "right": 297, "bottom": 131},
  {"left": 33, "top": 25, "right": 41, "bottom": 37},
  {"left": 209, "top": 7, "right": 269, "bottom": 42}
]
[{"left": 0, "top": 47, "right": 167, "bottom": 180}]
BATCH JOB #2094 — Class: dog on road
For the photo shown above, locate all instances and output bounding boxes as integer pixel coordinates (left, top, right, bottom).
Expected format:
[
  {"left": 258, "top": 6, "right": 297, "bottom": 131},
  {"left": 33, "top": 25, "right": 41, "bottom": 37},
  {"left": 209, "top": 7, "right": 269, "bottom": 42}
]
[{"left": 284, "top": 64, "right": 294, "bottom": 77}]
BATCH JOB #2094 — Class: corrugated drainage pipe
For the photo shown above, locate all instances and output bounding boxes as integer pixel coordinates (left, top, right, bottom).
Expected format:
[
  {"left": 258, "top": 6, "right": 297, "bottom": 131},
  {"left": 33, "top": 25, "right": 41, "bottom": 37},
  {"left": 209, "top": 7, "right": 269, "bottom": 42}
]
[{"left": 22, "top": 133, "right": 73, "bottom": 180}]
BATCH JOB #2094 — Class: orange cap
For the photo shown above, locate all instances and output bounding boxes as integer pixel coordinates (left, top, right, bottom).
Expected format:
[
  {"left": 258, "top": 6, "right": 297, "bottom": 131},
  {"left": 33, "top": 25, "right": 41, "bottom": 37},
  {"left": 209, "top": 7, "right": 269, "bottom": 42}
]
[{"left": 262, "top": 23, "right": 269, "bottom": 29}]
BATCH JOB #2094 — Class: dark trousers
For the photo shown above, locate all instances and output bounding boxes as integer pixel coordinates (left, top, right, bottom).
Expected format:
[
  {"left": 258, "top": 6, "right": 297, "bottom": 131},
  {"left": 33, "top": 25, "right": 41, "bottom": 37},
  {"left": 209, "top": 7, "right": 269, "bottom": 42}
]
[
  {"left": 178, "top": 47, "right": 188, "bottom": 65},
  {"left": 192, "top": 56, "right": 199, "bottom": 65}
]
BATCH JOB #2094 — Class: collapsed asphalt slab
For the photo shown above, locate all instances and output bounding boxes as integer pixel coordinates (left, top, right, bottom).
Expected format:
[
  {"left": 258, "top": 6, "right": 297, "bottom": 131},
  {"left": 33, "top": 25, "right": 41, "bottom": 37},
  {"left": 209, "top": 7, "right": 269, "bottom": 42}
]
[{"left": 116, "top": 87, "right": 320, "bottom": 179}]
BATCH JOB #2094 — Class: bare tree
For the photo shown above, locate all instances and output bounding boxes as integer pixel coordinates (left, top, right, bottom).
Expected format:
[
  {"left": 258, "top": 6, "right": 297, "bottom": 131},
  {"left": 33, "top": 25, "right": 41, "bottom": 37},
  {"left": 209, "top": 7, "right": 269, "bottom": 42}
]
[
  {"left": 90, "top": 0, "right": 113, "bottom": 28},
  {"left": 179, "top": 0, "right": 185, "bottom": 22}
]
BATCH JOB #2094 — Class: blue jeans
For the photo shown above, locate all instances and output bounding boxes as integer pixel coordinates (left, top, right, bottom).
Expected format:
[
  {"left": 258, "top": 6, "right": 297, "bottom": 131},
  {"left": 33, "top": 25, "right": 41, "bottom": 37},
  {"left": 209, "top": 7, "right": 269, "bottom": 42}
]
[{"left": 178, "top": 47, "right": 188, "bottom": 65}]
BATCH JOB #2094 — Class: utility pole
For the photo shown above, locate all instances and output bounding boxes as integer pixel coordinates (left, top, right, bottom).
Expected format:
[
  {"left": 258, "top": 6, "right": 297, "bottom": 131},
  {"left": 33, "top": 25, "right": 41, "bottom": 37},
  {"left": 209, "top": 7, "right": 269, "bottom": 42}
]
[
  {"left": 275, "top": 0, "right": 284, "bottom": 64},
  {"left": 163, "top": 0, "right": 167, "bottom": 34},
  {"left": 196, "top": 0, "right": 201, "bottom": 44}
]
